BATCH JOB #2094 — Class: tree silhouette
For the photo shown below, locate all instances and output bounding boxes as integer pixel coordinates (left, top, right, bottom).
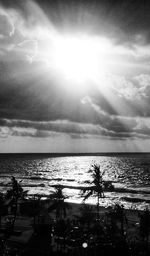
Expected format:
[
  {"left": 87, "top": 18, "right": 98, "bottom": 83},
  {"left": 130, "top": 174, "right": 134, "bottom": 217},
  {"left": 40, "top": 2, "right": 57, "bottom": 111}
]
[
  {"left": 48, "top": 185, "right": 70, "bottom": 220},
  {"left": 6, "top": 176, "right": 28, "bottom": 231},
  {"left": 78, "top": 204, "right": 94, "bottom": 228},
  {"left": 139, "top": 207, "right": 150, "bottom": 244},
  {"left": 81, "top": 164, "right": 105, "bottom": 220},
  {"left": 113, "top": 203, "right": 127, "bottom": 236},
  {"left": 48, "top": 186, "right": 71, "bottom": 252}
]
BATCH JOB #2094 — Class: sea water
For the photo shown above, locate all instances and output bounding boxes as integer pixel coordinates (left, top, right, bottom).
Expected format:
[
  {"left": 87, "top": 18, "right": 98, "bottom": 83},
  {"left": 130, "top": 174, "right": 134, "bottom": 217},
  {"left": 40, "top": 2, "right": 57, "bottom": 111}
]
[{"left": 0, "top": 153, "right": 150, "bottom": 210}]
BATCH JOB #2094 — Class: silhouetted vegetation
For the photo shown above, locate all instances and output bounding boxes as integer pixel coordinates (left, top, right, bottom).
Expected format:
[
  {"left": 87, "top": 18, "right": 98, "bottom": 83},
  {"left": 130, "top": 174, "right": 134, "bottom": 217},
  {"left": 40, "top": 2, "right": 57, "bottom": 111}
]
[
  {"left": 5, "top": 176, "right": 27, "bottom": 232},
  {"left": 48, "top": 185, "right": 71, "bottom": 220},
  {"left": 139, "top": 208, "right": 150, "bottom": 244},
  {"left": 0, "top": 172, "right": 150, "bottom": 256},
  {"left": 81, "top": 164, "right": 105, "bottom": 219}
]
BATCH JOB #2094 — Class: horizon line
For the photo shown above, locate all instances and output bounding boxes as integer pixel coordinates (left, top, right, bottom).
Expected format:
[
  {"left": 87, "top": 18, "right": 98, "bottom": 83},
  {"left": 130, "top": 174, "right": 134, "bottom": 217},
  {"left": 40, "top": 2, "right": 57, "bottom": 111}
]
[{"left": 0, "top": 152, "right": 150, "bottom": 155}]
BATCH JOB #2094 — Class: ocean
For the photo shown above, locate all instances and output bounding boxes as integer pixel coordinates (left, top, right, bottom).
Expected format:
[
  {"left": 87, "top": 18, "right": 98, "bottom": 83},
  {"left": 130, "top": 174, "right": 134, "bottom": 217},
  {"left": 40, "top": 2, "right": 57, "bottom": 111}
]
[{"left": 0, "top": 153, "right": 150, "bottom": 210}]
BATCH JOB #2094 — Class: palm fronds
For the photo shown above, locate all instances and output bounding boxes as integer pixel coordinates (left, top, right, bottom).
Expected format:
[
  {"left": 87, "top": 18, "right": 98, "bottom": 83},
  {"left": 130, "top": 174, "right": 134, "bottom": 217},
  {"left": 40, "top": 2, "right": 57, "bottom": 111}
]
[
  {"left": 80, "top": 164, "right": 105, "bottom": 219},
  {"left": 48, "top": 186, "right": 71, "bottom": 219}
]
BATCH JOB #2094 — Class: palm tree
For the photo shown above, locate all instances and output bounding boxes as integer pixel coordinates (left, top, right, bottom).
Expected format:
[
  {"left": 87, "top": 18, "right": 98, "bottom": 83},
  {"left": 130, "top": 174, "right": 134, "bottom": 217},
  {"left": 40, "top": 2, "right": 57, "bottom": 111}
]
[
  {"left": 139, "top": 208, "right": 150, "bottom": 245},
  {"left": 48, "top": 185, "right": 70, "bottom": 220},
  {"left": 6, "top": 176, "right": 27, "bottom": 232},
  {"left": 113, "top": 203, "right": 127, "bottom": 236},
  {"left": 48, "top": 186, "right": 71, "bottom": 252},
  {"left": 79, "top": 204, "right": 94, "bottom": 228},
  {"left": 81, "top": 164, "right": 105, "bottom": 220}
]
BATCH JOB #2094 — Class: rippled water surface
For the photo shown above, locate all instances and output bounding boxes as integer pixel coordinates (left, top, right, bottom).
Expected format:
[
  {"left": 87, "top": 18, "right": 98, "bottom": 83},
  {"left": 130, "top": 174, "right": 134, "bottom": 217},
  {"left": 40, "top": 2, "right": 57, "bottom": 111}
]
[{"left": 0, "top": 153, "right": 150, "bottom": 210}]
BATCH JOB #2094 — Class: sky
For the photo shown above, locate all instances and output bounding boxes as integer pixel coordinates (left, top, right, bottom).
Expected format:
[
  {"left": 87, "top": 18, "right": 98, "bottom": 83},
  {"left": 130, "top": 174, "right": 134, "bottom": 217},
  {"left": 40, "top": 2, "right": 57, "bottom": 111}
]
[{"left": 1, "top": 0, "right": 150, "bottom": 153}]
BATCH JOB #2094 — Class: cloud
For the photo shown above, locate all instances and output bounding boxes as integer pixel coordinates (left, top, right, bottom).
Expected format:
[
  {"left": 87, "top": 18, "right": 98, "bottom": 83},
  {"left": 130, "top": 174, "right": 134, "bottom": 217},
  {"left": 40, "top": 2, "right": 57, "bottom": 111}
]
[
  {"left": 135, "top": 74, "right": 150, "bottom": 86},
  {"left": 0, "top": 126, "right": 10, "bottom": 138},
  {"left": 95, "top": 74, "right": 150, "bottom": 118},
  {"left": 0, "top": 11, "right": 14, "bottom": 37},
  {"left": 11, "top": 127, "right": 62, "bottom": 138},
  {"left": 0, "top": 118, "right": 120, "bottom": 139},
  {"left": 33, "top": 0, "right": 150, "bottom": 46},
  {"left": 81, "top": 95, "right": 138, "bottom": 135},
  {"left": 1, "top": 0, "right": 150, "bottom": 48},
  {"left": 0, "top": 118, "right": 110, "bottom": 135},
  {"left": 0, "top": 1, "right": 51, "bottom": 61},
  {"left": 0, "top": 0, "right": 150, "bottom": 68},
  {"left": 133, "top": 74, "right": 150, "bottom": 98},
  {"left": 1, "top": 0, "right": 150, "bottom": 149},
  {"left": 1, "top": 117, "right": 150, "bottom": 141},
  {"left": 17, "top": 39, "right": 38, "bottom": 63},
  {"left": 0, "top": 124, "right": 68, "bottom": 139},
  {"left": 134, "top": 118, "right": 150, "bottom": 136}
]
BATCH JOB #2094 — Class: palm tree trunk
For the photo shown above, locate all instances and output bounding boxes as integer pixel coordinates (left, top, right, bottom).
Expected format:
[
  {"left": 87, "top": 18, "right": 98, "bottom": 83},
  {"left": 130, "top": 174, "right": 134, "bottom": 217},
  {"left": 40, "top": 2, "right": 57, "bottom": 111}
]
[
  {"left": 121, "top": 218, "right": 124, "bottom": 236},
  {"left": 11, "top": 200, "right": 18, "bottom": 232},
  {"left": 97, "top": 193, "right": 100, "bottom": 220}
]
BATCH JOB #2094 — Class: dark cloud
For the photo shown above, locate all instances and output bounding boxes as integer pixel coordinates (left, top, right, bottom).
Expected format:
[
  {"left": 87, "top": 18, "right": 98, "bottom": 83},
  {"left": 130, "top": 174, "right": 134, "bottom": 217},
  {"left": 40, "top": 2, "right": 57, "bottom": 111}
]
[
  {"left": 34, "top": 0, "right": 150, "bottom": 45},
  {"left": 1, "top": 0, "right": 150, "bottom": 45},
  {"left": 1, "top": 117, "right": 149, "bottom": 141},
  {"left": 0, "top": 0, "right": 29, "bottom": 18},
  {"left": 0, "top": 59, "right": 103, "bottom": 124}
]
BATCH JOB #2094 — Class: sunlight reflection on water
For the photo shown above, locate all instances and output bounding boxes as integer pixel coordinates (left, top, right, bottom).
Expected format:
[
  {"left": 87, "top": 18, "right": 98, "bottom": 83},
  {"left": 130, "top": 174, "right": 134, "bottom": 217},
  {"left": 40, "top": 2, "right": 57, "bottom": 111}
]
[{"left": 0, "top": 154, "right": 150, "bottom": 210}]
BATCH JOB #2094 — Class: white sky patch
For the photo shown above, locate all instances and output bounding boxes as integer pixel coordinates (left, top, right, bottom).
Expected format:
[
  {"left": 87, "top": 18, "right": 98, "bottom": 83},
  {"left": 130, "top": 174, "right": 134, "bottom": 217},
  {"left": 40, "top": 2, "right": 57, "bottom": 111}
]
[
  {"left": 11, "top": 126, "right": 37, "bottom": 137},
  {"left": 134, "top": 117, "right": 150, "bottom": 130},
  {"left": 134, "top": 74, "right": 150, "bottom": 87},
  {"left": 133, "top": 44, "right": 150, "bottom": 59},
  {"left": 81, "top": 96, "right": 108, "bottom": 116},
  {"left": 17, "top": 39, "right": 38, "bottom": 63},
  {"left": 119, "top": 85, "right": 141, "bottom": 100},
  {"left": 104, "top": 74, "right": 150, "bottom": 100},
  {"left": 0, "top": 126, "right": 10, "bottom": 138}
]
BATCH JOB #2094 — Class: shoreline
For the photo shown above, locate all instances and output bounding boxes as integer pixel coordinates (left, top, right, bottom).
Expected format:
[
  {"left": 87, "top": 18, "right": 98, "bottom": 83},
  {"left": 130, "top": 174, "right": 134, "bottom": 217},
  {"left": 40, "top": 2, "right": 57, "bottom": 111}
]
[
  {"left": 19, "top": 197, "right": 147, "bottom": 217},
  {"left": 17, "top": 198, "right": 142, "bottom": 228},
  {"left": 1, "top": 185, "right": 150, "bottom": 212}
]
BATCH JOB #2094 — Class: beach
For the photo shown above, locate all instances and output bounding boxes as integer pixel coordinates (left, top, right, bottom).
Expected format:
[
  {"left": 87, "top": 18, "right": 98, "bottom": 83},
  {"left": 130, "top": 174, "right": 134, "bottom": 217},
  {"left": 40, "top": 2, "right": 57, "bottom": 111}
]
[{"left": 1, "top": 198, "right": 149, "bottom": 256}]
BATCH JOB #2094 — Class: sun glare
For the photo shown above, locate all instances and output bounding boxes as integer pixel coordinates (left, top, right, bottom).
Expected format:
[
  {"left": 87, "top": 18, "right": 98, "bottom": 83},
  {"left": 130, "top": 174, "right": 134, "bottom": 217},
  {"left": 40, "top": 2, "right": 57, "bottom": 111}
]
[{"left": 45, "top": 34, "right": 112, "bottom": 84}]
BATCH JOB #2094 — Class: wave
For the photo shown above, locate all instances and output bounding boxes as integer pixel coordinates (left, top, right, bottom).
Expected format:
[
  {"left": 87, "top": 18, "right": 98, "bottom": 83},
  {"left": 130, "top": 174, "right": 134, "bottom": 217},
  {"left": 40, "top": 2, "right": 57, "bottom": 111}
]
[
  {"left": 114, "top": 187, "right": 150, "bottom": 195},
  {"left": 49, "top": 184, "right": 150, "bottom": 195},
  {"left": 0, "top": 182, "right": 45, "bottom": 188},
  {"left": 1, "top": 180, "right": 150, "bottom": 195},
  {"left": 121, "top": 196, "right": 150, "bottom": 203}
]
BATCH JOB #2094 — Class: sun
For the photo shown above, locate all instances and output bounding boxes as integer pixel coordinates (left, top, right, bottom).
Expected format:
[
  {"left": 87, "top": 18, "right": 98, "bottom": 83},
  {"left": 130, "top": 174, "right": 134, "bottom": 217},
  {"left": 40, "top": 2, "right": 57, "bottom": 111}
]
[
  {"left": 52, "top": 35, "right": 99, "bottom": 83},
  {"left": 45, "top": 34, "right": 112, "bottom": 84}
]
